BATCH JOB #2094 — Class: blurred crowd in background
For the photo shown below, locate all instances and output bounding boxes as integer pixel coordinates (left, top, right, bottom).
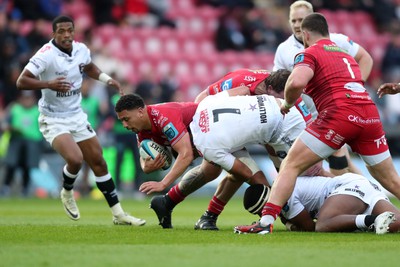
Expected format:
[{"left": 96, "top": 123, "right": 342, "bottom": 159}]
[{"left": 0, "top": 0, "right": 400, "bottom": 198}]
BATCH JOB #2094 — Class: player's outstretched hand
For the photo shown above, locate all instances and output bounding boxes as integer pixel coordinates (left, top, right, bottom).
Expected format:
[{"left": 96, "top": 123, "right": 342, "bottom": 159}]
[
  {"left": 139, "top": 181, "right": 166, "bottom": 194},
  {"left": 106, "top": 79, "right": 123, "bottom": 95},
  {"left": 377, "top": 83, "right": 400, "bottom": 98}
]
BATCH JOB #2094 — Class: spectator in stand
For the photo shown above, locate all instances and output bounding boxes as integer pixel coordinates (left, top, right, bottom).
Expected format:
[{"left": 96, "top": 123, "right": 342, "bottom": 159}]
[
  {"left": 89, "top": 0, "right": 120, "bottom": 25},
  {"left": 381, "top": 24, "right": 400, "bottom": 82},
  {"left": 13, "top": 0, "right": 41, "bottom": 20},
  {"left": 242, "top": 7, "right": 286, "bottom": 52},
  {"left": 379, "top": 24, "right": 400, "bottom": 125},
  {"left": 215, "top": 7, "right": 247, "bottom": 51},
  {"left": 38, "top": 0, "right": 62, "bottom": 21},
  {"left": 159, "top": 70, "right": 179, "bottom": 103},
  {"left": 147, "top": 0, "right": 176, "bottom": 28},
  {"left": 0, "top": 91, "right": 42, "bottom": 197},
  {"left": 26, "top": 19, "right": 51, "bottom": 52},
  {"left": 135, "top": 68, "right": 162, "bottom": 104}
]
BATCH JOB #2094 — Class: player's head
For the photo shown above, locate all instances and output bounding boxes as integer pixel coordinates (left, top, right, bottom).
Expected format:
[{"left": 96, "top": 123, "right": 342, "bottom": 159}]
[
  {"left": 264, "top": 69, "right": 291, "bottom": 98},
  {"left": 289, "top": 1, "right": 313, "bottom": 41},
  {"left": 52, "top": 15, "right": 74, "bottom": 51},
  {"left": 115, "top": 93, "right": 147, "bottom": 133},
  {"left": 301, "top": 13, "right": 329, "bottom": 48},
  {"left": 243, "top": 184, "right": 271, "bottom": 216}
]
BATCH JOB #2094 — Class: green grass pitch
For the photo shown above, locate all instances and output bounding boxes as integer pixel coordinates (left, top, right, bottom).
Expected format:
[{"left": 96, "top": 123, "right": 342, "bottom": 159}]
[{"left": 0, "top": 196, "right": 399, "bottom": 267}]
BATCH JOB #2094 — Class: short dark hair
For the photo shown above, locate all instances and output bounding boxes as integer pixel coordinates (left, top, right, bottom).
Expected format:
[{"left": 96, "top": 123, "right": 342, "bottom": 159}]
[
  {"left": 301, "top": 13, "right": 329, "bottom": 37},
  {"left": 115, "top": 94, "right": 145, "bottom": 113},
  {"left": 52, "top": 15, "right": 74, "bottom": 32},
  {"left": 264, "top": 69, "right": 291, "bottom": 93}
]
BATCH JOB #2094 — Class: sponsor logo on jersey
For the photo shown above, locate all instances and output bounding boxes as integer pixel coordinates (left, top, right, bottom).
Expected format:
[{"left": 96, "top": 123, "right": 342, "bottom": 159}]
[
  {"left": 30, "top": 59, "right": 40, "bottom": 69},
  {"left": 323, "top": 45, "right": 348, "bottom": 53},
  {"left": 221, "top": 78, "right": 233, "bottom": 91},
  {"left": 249, "top": 69, "right": 268, "bottom": 74},
  {"left": 256, "top": 96, "right": 267, "bottom": 123},
  {"left": 151, "top": 108, "right": 160, "bottom": 117},
  {"left": 276, "top": 151, "right": 287, "bottom": 159},
  {"left": 86, "top": 124, "right": 93, "bottom": 133},
  {"left": 55, "top": 71, "right": 68, "bottom": 76},
  {"left": 294, "top": 53, "right": 304, "bottom": 64},
  {"left": 324, "top": 129, "right": 344, "bottom": 145},
  {"left": 348, "top": 115, "right": 380, "bottom": 124},
  {"left": 244, "top": 76, "right": 256, "bottom": 82},
  {"left": 162, "top": 122, "right": 178, "bottom": 141},
  {"left": 297, "top": 100, "right": 311, "bottom": 117},
  {"left": 40, "top": 45, "right": 51, "bottom": 53},
  {"left": 344, "top": 187, "right": 365, "bottom": 197},
  {"left": 281, "top": 136, "right": 294, "bottom": 147},
  {"left": 325, "top": 129, "right": 335, "bottom": 140},
  {"left": 374, "top": 135, "right": 387, "bottom": 149},
  {"left": 249, "top": 103, "right": 257, "bottom": 111},
  {"left": 158, "top": 115, "right": 168, "bottom": 126},
  {"left": 346, "top": 37, "right": 354, "bottom": 45},
  {"left": 199, "top": 109, "right": 210, "bottom": 133},
  {"left": 56, "top": 89, "right": 81, "bottom": 97}
]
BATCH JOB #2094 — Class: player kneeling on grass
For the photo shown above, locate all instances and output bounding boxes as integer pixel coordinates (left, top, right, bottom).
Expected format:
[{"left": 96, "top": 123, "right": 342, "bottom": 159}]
[{"left": 238, "top": 173, "right": 399, "bottom": 234}]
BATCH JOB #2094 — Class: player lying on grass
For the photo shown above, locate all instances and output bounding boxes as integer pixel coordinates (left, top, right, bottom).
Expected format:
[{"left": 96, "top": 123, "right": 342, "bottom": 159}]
[{"left": 239, "top": 173, "right": 399, "bottom": 234}]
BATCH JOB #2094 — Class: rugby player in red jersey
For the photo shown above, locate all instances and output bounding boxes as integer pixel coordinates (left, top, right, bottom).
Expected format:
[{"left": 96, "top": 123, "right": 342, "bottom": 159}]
[{"left": 235, "top": 13, "right": 400, "bottom": 234}]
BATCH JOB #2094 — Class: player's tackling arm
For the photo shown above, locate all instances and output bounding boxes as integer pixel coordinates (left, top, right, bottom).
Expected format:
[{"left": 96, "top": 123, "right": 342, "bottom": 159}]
[
  {"left": 353, "top": 45, "right": 373, "bottom": 82},
  {"left": 281, "top": 66, "right": 313, "bottom": 114}
]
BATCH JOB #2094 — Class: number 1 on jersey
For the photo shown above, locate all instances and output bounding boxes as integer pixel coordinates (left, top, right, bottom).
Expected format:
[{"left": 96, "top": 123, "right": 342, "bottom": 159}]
[{"left": 342, "top": 58, "right": 355, "bottom": 79}]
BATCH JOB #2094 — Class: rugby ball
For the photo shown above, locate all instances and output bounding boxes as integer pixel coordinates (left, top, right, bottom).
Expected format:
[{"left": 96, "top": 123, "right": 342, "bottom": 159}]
[{"left": 139, "top": 139, "right": 173, "bottom": 170}]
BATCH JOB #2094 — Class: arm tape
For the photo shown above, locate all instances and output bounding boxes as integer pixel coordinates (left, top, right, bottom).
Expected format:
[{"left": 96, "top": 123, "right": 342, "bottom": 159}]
[{"left": 99, "top": 73, "right": 112, "bottom": 83}]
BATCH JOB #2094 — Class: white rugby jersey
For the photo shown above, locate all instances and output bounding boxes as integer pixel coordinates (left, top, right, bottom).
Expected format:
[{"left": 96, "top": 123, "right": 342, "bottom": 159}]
[
  {"left": 190, "top": 93, "right": 304, "bottom": 170},
  {"left": 273, "top": 33, "right": 360, "bottom": 71},
  {"left": 281, "top": 173, "right": 382, "bottom": 220},
  {"left": 25, "top": 40, "right": 91, "bottom": 117},
  {"left": 191, "top": 94, "right": 282, "bottom": 152}
]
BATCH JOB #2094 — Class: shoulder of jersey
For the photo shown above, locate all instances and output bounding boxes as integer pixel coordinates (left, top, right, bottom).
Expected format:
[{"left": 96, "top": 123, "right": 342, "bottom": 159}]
[{"left": 139, "top": 139, "right": 173, "bottom": 170}]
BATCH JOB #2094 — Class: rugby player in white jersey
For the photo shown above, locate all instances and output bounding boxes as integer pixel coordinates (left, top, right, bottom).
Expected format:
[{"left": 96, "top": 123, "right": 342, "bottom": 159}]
[
  {"left": 16, "top": 15, "right": 145, "bottom": 226},
  {"left": 241, "top": 173, "right": 398, "bottom": 234},
  {"left": 272, "top": 0, "right": 373, "bottom": 175}
]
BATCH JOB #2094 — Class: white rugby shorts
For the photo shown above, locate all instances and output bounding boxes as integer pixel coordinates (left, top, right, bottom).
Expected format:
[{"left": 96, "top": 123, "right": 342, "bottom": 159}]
[
  {"left": 328, "top": 178, "right": 389, "bottom": 215},
  {"left": 39, "top": 111, "right": 96, "bottom": 145}
]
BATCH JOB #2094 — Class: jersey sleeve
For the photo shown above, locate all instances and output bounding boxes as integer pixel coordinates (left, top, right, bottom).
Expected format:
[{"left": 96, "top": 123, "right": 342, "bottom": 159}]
[
  {"left": 330, "top": 33, "right": 360, "bottom": 58},
  {"left": 25, "top": 45, "right": 51, "bottom": 76},
  {"left": 293, "top": 51, "right": 315, "bottom": 72},
  {"left": 273, "top": 44, "right": 287, "bottom": 71}
]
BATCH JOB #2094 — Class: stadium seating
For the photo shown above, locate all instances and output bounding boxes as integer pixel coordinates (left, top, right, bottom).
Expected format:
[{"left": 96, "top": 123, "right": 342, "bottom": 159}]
[{"left": 50, "top": 1, "right": 390, "bottom": 101}]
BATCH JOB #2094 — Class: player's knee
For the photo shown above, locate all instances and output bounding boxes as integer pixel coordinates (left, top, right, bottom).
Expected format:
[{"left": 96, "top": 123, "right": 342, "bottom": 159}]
[
  {"left": 328, "top": 155, "right": 348, "bottom": 170},
  {"left": 247, "top": 171, "right": 270, "bottom": 186}
]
